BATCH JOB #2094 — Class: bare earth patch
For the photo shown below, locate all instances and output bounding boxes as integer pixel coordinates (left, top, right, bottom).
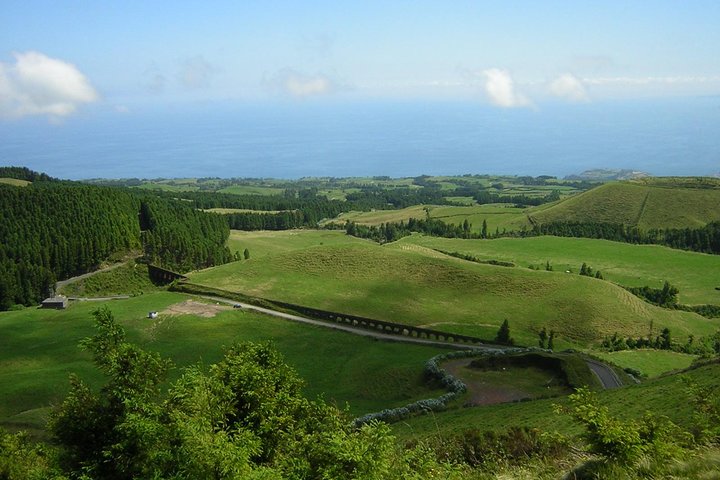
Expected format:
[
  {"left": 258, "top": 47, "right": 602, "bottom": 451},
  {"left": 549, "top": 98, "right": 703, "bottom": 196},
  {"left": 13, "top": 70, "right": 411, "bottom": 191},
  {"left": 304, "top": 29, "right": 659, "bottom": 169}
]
[
  {"left": 443, "top": 359, "right": 529, "bottom": 406},
  {"left": 161, "top": 300, "right": 230, "bottom": 318}
]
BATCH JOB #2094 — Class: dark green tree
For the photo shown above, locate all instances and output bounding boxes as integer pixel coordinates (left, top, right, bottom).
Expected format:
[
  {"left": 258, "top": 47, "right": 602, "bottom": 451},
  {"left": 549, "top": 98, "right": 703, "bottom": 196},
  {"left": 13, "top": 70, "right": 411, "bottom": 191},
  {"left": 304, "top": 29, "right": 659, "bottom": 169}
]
[
  {"left": 538, "top": 327, "right": 548, "bottom": 348},
  {"left": 243, "top": 248, "right": 250, "bottom": 260},
  {"left": 481, "top": 219, "right": 488, "bottom": 239},
  {"left": 495, "top": 319, "right": 514, "bottom": 345},
  {"left": 548, "top": 330, "right": 555, "bottom": 350}
]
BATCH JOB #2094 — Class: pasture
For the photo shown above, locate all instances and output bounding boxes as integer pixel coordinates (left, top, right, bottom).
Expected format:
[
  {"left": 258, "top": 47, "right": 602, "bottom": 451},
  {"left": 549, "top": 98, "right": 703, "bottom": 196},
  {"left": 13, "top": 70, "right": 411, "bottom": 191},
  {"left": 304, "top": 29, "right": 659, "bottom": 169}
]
[
  {"left": 530, "top": 180, "right": 720, "bottom": 229},
  {"left": 189, "top": 240, "right": 714, "bottom": 347},
  {"left": 398, "top": 234, "right": 720, "bottom": 305},
  {"left": 0, "top": 292, "right": 446, "bottom": 433},
  {"left": 595, "top": 349, "right": 697, "bottom": 378}
]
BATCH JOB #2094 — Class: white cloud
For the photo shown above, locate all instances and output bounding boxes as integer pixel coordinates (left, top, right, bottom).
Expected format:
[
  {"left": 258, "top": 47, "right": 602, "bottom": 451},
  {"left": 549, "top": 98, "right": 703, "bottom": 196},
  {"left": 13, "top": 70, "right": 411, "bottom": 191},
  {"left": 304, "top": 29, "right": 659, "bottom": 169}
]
[
  {"left": 549, "top": 74, "right": 589, "bottom": 102},
  {"left": 482, "top": 68, "right": 530, "bottom": 108},
  {"left": 268, "top": 69, "right": 339, "bottom": 97},
  {"left": 0, "top": 51, "right": 98, "bottom": 118},
  {"left": 177, "top": 56, "right": 214, "bottom": 89}
]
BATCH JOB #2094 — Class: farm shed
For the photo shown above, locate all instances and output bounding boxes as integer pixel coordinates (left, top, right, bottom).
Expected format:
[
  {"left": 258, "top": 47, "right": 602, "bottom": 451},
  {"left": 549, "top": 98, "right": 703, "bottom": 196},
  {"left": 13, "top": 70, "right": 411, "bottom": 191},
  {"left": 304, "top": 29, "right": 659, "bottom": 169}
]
[{"left": 41, "top": 296, "right": 68, "bottom": 309}]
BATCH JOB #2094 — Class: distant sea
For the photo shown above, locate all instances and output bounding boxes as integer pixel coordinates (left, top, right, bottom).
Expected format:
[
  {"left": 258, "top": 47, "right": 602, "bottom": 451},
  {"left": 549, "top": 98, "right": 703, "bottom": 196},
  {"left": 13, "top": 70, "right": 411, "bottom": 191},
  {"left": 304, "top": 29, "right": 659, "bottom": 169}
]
[{"left": 0, "top": 97, "right": 718, "bottom": 179}]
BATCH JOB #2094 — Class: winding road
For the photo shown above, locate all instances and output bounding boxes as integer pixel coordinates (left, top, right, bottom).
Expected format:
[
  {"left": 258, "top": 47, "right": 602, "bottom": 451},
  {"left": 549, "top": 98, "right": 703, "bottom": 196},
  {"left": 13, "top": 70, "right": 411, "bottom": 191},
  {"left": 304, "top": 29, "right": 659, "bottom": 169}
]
[
  {"left": 201, "top": 294, "right": 622, "bottom": 389},
  {"left": 586, "top": 359, "right": 623, "bottom": 389}
]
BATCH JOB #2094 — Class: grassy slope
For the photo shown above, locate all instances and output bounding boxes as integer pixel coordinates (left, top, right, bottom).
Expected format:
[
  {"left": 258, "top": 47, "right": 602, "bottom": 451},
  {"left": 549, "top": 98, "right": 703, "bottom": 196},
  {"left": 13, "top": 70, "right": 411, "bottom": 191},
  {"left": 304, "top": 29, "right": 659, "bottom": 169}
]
[
  {"left": 0, "top": 292, "right": 445, "bottom": 433},
  {"left": 595, "top": 349, "right": 697, "bottom": 378},
  {"left": 328, "top": 204, "right": 532, "bottom": 233},
  {"left": 188, "top": 241, "right": 713, "bottom": 347},
  {"left": 226, "top": 229, "right": 371, "bottom": 259},
  {"left": 0, "top": 178, "right": 30, "bottom": 187},
  {"left": 393, "top": 361, "right": 720, "bottom": 441},
  {"left": 399, "top": 235, "right": 720, "bottom": 305},
  {"left": 59, "top": 261, "right": 160, "bottom": 297},
  {"left": 531, "top": 180, "right": 720, "bottom": 229}
]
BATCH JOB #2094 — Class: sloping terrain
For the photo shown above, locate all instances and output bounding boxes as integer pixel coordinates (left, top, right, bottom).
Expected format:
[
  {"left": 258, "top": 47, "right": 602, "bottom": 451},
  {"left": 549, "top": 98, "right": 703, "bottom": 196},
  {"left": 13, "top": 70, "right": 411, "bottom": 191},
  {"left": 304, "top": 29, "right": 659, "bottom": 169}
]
[
  {"left": 188, "top": 242, "right": 712, "bottom": 347},
  {"left": 530, "top": 179, "right": 720, "bottom": 229}
]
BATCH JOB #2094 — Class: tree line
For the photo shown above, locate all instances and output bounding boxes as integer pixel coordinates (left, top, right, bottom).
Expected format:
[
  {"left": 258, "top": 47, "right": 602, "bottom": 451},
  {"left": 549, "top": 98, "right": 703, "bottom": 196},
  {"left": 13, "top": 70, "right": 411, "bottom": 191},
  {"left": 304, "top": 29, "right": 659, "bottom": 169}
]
[
  {"left": 0, "top": 173, "right": 233, "bottom": 310},
  {"left": 532, "top": 221, "right": 720, "bottom": 254}
]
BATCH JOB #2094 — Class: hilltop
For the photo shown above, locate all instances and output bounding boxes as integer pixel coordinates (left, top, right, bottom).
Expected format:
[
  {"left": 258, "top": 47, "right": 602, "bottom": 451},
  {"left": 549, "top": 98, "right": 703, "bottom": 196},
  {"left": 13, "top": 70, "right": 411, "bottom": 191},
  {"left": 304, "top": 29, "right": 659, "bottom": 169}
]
[{"left": 530, "top": 178, "right": 720, "bottom": 229}]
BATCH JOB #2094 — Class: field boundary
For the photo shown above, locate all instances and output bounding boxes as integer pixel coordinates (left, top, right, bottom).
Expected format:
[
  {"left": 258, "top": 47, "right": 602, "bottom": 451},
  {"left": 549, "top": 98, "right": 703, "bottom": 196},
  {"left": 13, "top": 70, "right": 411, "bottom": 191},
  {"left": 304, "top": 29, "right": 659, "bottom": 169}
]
[{"left": 172, "top": 281, "right": 502, "bottom": 347}]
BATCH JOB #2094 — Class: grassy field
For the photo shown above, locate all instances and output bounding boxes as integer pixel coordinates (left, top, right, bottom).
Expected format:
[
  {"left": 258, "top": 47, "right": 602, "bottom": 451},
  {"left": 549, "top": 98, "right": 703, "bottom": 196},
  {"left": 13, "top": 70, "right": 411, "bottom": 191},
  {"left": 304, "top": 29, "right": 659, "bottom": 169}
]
[
  {"left": 189, "top": 239, "right": 714, "bottom": 348},
  {"left": 595, "top": 349, "right": 697, "bottom": 378},
  {"left": 0, "top": 291, "right": 448, "bottom": 434},
  {"left": 327, "top": 204, "right": 532, "bottom": 233},
  {"left": 226, "top": 229, "right": 369, "bottom": 258},
  {"left": 530, "top": 180, "right": 720, "bottom": 229},
  {"left": 58, "top": 261, "right": 160, "bottom": 297},
  {"left": 202, "top": 208, "right": 289, "bottom": 214},
  {"left": 217, "top": 185, "right": 286, "bottom": 195},
  {"left": 393, "top": 360, "right": 720, "bottom": 440},
  {"left": 398, "top": 235, "right": 720, "bottom": 305},
  {"left": 0, "top": 178, "right": 30, "bottom": 187}
]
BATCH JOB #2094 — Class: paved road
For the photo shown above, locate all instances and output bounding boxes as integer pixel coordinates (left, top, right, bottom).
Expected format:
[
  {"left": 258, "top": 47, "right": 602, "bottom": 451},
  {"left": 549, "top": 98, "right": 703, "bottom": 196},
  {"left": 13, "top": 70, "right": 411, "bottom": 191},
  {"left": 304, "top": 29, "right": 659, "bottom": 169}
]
[
  {"left": 586, "top": 359, "right": 623, "bottom": 389},
  {"left": 200, "top": 294, "right": 623, "bottom": 390},
  {"left": 200, "top": 295, "right": 508, "bottom": 352}
]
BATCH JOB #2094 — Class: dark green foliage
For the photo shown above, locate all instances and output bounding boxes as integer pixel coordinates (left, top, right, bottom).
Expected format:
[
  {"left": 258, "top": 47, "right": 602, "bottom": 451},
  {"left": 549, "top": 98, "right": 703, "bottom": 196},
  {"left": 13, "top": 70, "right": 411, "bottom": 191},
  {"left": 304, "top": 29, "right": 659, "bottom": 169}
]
[
  {"left": 626, "top": 281, "right": 679, "bottom": 307},
  {"left": 495, "top": 320, "right": 514, "bottom": 346},
  {"left": 140, "top": 197, "right": 232, "bottom": 272},
  {"left": 419, "top": 426, "right": 568, "bottom": 470},
  {"left": 0, "top": 166, "right": 55, "bottom": 182},
  {"left": 0, "top": 183, "right": 141, "bottom": 308},
  {"left": 548, "top": 330, "right": 555, "bottom": 351},
  {"left": 534, "top": 221, "right": 720, "bottom": 255},
  {"left": 46, "top": 307, "right": 454, "bottom": 478},
  {"left": 243, "top": 248, "right": 250, "bottom": 260},
  {"left": 434, "top": 250, "right": 515, "bottom": 267},
  {"left": 538, "top": 328, "right": 548, "bottom": 348}
]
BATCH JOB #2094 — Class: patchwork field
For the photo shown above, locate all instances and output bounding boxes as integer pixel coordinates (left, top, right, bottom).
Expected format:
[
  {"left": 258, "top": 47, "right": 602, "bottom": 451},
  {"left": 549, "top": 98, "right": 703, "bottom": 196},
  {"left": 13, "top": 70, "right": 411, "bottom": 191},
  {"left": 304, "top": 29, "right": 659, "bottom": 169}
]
[
  {"left": 0, "top": 292, "right": 447, "bottom": 434},
  {"left": 227, "top": 229, "right": 369, "bottom": 259},
  {"left": 327, "top": 203, "right": 533, "bottom": 233},
  {"left": 398, "top": 234, "right": 720, "bottom": 305},
  {"left": 189, "top": 240, "right": 713, "bottom": 347}
]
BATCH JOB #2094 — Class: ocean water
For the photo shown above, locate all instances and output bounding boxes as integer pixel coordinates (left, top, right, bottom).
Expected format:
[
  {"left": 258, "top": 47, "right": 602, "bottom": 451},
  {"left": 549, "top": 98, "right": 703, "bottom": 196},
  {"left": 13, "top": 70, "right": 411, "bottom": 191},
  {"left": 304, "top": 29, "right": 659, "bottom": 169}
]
[{"left": 0, "top": 98, "right": 718, "bottom": 179}]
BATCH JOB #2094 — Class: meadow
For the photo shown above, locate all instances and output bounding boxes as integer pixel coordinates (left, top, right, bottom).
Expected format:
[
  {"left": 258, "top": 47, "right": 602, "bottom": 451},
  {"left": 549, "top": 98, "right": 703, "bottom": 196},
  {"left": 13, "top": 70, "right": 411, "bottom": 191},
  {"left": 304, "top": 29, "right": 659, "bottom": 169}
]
[
  {"left": 327, "top": 204, "right": 533, "bottom": 234},
  {"left": 594, "top": 349, "right": 697, "bottom": 378},
  {"left": 399, "top": 234, "right": 720, "bottom": 305},
  {"left": 393, "top": 360, "right": 720, "bottom": 441},
  {"left": 0, "top": 291, "right": 448, "bottom": 434},
  {"left": 189, "top": 238, "right": 714, "bottom": 348},
  {"left": 530, "top": 180, "right": 720, "bottom": 229}
]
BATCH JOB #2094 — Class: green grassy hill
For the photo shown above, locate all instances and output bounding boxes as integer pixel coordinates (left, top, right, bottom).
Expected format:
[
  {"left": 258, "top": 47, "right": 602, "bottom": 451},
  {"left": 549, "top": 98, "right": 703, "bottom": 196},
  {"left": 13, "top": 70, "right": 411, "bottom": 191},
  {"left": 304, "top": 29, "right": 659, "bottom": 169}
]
[
  {"left": 188, "top": 241, "right": 713, "bottom": 347},
  {"left": 0, "top": 292, "right": 445, "bottom": 434},
  {"left": 399, "top": 235, "right": 720, "bottom": 305},
  {"left": 393, "top": 360, "right": 720, "bottom": 440},
  {"left": 327, "top": 204, "right": 532, "bottom": 234},
  {"left": 530, "top": 179, "right": 720, "bottom": 229}
]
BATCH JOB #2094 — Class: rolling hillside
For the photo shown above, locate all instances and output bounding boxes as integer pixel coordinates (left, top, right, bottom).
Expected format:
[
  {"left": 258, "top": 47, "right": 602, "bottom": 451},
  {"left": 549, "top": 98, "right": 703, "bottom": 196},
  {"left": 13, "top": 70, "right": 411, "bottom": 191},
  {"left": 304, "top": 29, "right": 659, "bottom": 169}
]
[
  {"left": 188, "top": 242, "right": 713, "bottom": 347},
  {"left": 530, "top": 179, "right": 720, "bottom": 229}
]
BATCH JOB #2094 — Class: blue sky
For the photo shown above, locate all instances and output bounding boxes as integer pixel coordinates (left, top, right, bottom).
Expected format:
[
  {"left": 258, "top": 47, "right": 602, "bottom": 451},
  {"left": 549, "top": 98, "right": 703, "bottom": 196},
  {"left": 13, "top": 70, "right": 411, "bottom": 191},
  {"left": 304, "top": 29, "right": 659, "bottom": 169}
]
[{"left": 1, "top": 1, "right": 719, "bottom": 119}]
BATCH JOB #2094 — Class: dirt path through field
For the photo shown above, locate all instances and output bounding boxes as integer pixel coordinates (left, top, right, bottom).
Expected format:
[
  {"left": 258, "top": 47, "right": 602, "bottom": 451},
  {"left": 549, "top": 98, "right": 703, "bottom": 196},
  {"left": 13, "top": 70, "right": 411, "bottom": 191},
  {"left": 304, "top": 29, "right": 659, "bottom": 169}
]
[{"left": 161, "top": 299, "right": 231, "bottom": 318}]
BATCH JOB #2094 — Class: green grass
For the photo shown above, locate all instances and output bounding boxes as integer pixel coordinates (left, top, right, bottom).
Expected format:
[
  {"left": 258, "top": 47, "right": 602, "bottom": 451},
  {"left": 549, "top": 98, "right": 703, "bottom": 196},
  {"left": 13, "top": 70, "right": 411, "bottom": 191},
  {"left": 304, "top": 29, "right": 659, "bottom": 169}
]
[
  {"left": 0, "top": 178, "right": 30, "bottom": 187},
  {"left": 530, "top": 180, "right": 720, "bottom": 229},
  {"left": 392, "top": 361, "right": 720, "bottom": 441},
  {"left": 217, "top": 185, "right": 285, "bottom": 195},
  {"left": 226, "top": 229, "right": 369, "bottom": 258},
  {"left": 188, "top": 240, "right": 713, "bottom": 348},
  {"left": 398, "top": 235, "right": 720, "bottom": 305},
  {"left": 326, "top": 204, "right": 532, "bottom": 233},
  {"left": 59, "top": 261, "right": 160, "bottom": 297},
  {"left": 202, "top": 208, "right": 289, "bottom": 214},
  {"left": 595, "top": 349, "right": 697, "bottom": 378},
  {"left": 0, "top": 292, "right": 446, "bottom": 433},
  {"left": 135, "top": 182, "right": 200, "bottom": 192}
]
